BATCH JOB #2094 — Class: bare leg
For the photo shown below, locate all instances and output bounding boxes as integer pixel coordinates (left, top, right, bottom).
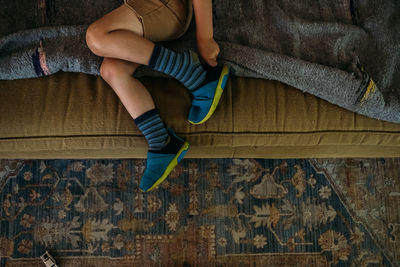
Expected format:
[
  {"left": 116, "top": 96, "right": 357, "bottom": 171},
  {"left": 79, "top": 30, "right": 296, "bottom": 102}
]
[
  {"left": 100, "top": 59, "right": 155, "bottom": 119},
  {"left": 86, "top": 5, "right": 156, "bottom": 119}
]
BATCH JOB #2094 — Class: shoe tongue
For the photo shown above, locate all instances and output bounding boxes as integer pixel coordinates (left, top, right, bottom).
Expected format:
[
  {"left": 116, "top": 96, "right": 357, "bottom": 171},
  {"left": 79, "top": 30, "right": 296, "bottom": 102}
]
[
  {"left": 149, "top": 132, "right": 183, "bottom": 154},
  {"left": 163, "top": 135, "right": 171, "bottom": 147},
  {"left": 194, "top": 65, "right": 222, "bottom": 91}
]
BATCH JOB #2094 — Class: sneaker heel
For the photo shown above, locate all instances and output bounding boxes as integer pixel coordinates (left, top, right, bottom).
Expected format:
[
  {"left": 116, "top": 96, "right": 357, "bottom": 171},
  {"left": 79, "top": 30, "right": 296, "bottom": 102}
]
[{"left": 177, "top": 142, "right": 190, "bottom": 162}]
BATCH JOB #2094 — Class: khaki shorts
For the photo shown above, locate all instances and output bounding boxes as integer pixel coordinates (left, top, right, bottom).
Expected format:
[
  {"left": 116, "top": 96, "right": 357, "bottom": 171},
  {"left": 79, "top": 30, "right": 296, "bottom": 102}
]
[{"left": 124, "top": 0, "right": 193, "bottom": 42}]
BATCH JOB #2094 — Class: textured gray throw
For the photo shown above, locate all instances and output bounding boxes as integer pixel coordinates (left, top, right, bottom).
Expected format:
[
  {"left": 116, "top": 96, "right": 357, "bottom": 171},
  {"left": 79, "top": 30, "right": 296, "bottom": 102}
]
[{"left": 0, "top": 0, "right": 399, "bottom": 123}]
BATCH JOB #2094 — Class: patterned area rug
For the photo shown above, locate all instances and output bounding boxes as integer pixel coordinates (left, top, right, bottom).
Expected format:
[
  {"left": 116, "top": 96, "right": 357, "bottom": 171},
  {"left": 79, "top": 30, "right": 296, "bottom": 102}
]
[{"left": 0, "top": 158, "right": 399, "bottom": 266}]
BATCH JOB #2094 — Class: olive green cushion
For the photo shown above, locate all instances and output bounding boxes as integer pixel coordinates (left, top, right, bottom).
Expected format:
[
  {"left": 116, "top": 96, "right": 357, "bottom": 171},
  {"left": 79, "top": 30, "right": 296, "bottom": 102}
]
[{"left": 0, "top": 72, "right": 399, "bottom": 158}]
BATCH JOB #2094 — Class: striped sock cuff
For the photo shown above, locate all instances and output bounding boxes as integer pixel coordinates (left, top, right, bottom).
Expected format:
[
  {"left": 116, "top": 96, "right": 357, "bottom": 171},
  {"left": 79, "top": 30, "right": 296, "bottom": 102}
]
[
  {"left": 134, "top": 109, "right": 158, "bottom": 125},
  {"left": 134, "top": 109, "right": 168, "bottom": 151},
  {"left": 148, "top": 46, "right": 206, "bottom": 91}
]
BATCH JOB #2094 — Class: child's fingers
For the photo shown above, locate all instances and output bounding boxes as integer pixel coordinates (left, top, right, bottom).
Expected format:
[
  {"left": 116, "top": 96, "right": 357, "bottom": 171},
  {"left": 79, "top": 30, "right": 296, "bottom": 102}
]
[
  {"left": 207, "top": 58, "right": 217, "bottom": 67},
  {"left": 212, "top": 46, "right": 220, "bottom": 66},
  {"left": 204, "top": 54, "right": 217, "bottom": 66},
  {"left": 208, "top": 49, "right": 219, "bottom": 66}
]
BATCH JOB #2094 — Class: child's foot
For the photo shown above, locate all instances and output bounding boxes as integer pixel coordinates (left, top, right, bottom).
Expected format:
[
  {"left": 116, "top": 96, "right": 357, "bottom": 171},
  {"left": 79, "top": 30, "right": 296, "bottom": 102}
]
[
  {"left": 148, "top": 45, "right": 230, "bottom": 124},
  {"left": 188, "top": 65, "right": 230, "bottom": 125},
  {"left": 139, "top": 128, "right": 189, "bottom": 192}
]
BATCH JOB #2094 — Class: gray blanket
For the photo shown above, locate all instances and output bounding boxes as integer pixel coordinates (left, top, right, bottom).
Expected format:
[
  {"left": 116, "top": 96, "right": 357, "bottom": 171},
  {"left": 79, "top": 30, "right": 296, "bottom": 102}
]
[{"left": 1, "top": 0, "right": 399, "bottom": 123}]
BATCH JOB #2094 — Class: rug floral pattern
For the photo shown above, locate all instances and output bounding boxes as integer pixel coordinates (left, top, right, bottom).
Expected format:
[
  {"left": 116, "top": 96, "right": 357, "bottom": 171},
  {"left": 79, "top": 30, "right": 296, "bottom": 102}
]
[{"left": 0, "top": 158, "right": 398, "bottom": 266}]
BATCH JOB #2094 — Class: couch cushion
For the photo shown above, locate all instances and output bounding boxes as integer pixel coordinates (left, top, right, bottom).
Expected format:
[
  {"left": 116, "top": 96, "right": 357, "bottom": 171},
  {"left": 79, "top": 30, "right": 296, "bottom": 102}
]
[
  {"left": 232, "top": 78, "right": 400, "bottom": 156},
  {"left": 0, "top": 71, "right": 399, "bottom": 158}
]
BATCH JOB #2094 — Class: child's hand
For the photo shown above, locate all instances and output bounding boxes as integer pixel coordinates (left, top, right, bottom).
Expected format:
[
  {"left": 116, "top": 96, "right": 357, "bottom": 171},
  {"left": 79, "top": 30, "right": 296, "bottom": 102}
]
[{"left": 197, "top": 38, "right": 220, "bottom": 67}]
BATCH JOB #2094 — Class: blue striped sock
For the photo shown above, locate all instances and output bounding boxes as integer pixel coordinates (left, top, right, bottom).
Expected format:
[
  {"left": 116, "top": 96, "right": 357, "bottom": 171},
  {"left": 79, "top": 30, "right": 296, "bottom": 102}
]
[
  {"left": 134, "top": 109, "right": 169, "bottom": 151},
  {"left": 148, "top": 45, "right": 207, "bottom": 91}
]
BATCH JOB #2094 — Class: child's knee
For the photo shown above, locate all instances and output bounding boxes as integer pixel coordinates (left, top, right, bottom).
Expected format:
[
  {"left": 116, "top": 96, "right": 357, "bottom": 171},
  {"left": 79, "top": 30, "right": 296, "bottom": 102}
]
[
  {"left": 100, "top": 58, "right": 138, "bottom": 82},
  {"left": 86, "top": 23, "right": 105, "bottom": 55},
  {"left": 100, "top": 58, "right": 119, "bottom": 82}
]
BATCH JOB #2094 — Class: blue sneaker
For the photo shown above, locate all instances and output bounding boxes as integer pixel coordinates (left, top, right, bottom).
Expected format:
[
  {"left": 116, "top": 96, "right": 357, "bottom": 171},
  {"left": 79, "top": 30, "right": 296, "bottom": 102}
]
[
  {"left": 188, "top": 65, "right": 230, "bottom": 125},
  {"left": 139, "top": 128, "right": 190, "bottom": 192}
]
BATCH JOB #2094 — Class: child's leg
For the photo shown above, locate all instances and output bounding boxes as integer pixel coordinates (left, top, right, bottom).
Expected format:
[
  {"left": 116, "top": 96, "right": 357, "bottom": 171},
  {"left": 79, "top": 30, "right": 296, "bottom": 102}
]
[
  {"left": 148, "top": 45, "right": 230, "bottom": 125},
  {"left": 100, "top": 58, "right": 154, "bottom": 119}
]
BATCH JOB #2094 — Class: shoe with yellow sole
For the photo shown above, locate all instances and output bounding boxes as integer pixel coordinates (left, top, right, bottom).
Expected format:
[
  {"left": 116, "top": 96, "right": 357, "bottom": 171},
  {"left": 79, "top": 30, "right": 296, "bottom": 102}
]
[
  {"left": 139, "top": 128, "right": 189, "bottom": 192},
  {"left": 188, "top": 65, "right": 230, "bottom": 125}
]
